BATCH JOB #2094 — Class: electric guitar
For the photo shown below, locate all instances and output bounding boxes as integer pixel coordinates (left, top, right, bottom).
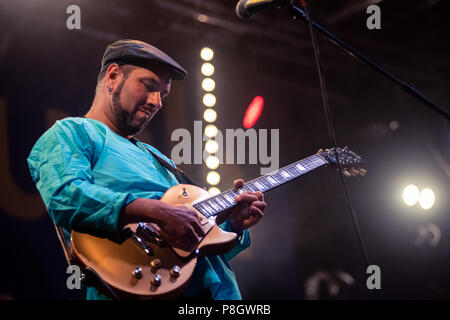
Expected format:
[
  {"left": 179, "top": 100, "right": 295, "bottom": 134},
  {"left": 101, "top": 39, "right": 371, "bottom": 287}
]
[{"left": 70, "top": 146, "right": 366, "bottom": 299}]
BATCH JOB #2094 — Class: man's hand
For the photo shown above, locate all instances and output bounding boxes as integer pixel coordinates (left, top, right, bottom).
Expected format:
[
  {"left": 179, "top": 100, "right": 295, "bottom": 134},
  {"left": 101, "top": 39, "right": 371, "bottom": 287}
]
[
  {"left": 228, "top": 179, "right": 266, "bottom": 235},
  {"left": 121, "top": 198, "right": 205, "bottom": 251},
  {"left": 155, "top": 202, "right": 206, "bottom": 251}
]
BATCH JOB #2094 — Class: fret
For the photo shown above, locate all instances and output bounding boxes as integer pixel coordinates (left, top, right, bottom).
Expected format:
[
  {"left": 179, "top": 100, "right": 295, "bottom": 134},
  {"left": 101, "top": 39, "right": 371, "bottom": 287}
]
[
  {"left": 302, "top": 156, "right": 316, "bottom": 168},
  {"left": 254, "top": 181, "right": 266, "bottom": 191},
  {"left": 305, "top": 156, "right": 317, "bottom": 166},
  {"left": 196, "top": 203, "right": 210, "bottom": 217},
  {"left": 264, "top": 176, "right": 273, "bottom": 189},
  {"left": 306, "top": 155, "right": 325, "bottom": 168},
  {"left": 215, "top": 196, "right": 228, "bottom": 209},
  {"left": 208, "top": 199, "right": 219, "bottom": 212},
  {"left": 288, "top": 166, "right": 302, "bottom": 178},
  {"left": 308, "top": 158, "right": 322, "bottom": 168},
  {"left": 274, "top": 172, "right": 286, "bottom": 182},
  {"left": 295, "top": 162, "right": 307, "bottom": 172},
  {"left": 202, "top": 202, "right": 214, "bottom": 215},
  {"left": 266, "top": 176, "right": 277, "bottom": 185},
  {"left": 229, "top": 188, "right": 240, "bottom": 196},
  {"left": 212, "top": 197, "right": 225, "bottom": 211},
  {"left": 223, "top": 193, "right": 235, "bottom": 204},
  {"left": 259, "top": 177, "right": 272, "bottom": 189},
  {"left": 280, "top": 170, "right": 292, "bottom": 179}
]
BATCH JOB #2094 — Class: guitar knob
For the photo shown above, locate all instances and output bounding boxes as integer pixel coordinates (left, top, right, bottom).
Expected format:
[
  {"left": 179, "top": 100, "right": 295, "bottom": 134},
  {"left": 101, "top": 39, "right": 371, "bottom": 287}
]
[
  {"left": 132, "top": 267, "right": 142, "bottom": 279},
  {"left": 152, "top": 274, "right": 162, "bottom": 286},
  {"left": 350, "top": 168, "right": 359, "bottom": 176},
  {"left": 343, "top": 169, "right": 352, "bottom": 177},
  {"left": 359, "top": 169, "right": 367, "bottom": 176},
  {"left": 150, "top": 258, "right": 162, "bottom": 269},
  {"left": 170, "top": 265, "right": 181, "bottom": 278}
]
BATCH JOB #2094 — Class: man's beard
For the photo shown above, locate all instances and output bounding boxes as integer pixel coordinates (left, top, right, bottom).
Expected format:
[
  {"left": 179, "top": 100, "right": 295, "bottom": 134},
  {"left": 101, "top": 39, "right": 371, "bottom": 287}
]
[{"left": 111, "top": 79, "right": 151, "bottom": 136}]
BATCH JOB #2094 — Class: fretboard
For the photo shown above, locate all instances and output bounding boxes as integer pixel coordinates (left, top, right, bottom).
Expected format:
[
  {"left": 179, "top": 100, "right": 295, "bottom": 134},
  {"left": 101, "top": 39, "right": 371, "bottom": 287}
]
[{"left": 192, "top": 154, "right": 328, "bottom": 218}]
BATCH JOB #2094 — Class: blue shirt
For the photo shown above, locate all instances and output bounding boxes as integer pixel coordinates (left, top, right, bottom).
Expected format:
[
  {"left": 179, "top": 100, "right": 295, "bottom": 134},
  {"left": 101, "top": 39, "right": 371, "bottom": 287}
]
[{"left": 27, "top": 117, "right": 250, "bottom": 300}]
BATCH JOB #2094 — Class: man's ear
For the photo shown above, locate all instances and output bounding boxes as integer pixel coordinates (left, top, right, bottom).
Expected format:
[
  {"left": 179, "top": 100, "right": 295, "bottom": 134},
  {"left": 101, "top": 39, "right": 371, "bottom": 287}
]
[{"left": 106, "top": 63, "right": 121, "bottom": 83}]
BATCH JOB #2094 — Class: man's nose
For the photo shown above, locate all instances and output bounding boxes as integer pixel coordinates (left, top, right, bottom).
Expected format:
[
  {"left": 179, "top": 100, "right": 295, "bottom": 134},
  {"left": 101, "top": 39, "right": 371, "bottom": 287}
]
[{"left": 146, "top": 92, "right": 162, "bottom": 109}]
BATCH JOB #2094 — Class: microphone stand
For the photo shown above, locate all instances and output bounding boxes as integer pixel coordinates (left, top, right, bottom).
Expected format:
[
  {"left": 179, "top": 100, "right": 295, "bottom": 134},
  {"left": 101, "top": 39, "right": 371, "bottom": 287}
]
[{"left": 280, "top": 3, "right": 449, "bottom": 121}]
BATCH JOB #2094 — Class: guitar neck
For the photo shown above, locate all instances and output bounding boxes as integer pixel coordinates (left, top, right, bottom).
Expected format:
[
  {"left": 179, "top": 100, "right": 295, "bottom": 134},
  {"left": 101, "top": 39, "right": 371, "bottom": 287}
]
[{"left": 193, "top": 154, "right": 329, "bottom": 218}]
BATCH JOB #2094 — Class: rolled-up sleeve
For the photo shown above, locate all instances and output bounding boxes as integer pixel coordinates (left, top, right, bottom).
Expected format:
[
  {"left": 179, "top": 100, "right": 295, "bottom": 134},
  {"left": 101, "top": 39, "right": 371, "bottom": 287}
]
[{"left": 27, "top": 120, "right": 137, "bottom": 235}]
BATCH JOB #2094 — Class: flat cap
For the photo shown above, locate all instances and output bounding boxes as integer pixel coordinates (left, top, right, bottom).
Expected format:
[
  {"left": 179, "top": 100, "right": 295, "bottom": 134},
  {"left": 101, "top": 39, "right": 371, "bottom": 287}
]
[{"left": 100, "top": 39, "right": 187, "bottom": 80}]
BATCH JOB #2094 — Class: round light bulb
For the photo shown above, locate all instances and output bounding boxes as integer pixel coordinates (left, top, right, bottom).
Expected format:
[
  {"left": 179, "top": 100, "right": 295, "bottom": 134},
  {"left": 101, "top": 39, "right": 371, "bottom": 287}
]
[
  {"left": 201, "top": 63, "right": 215, "bottom": 76},
  {"left": 202, "top": 78, "right": 215, "bottom": 92},
  {"left": 204, "top": 124, "right": 218, "bottom": 138},
  {"left": 200, "top": 47, "right": 214, "bottom": 61},
  {"left": 206, "top": 171, "right": 220, "bottom": 185},
  {"left": 206, "top": 155, "right": 220, "bottom": 169},
  {"left": 203, "top": 109, "right": 217, "bottom": 123},
  {"left": 203, "top": 93, "right": 216, "bottom": 107},
  {"left": 402, "top": 184, "right": 420, "bottom": 206},
  {"left": 205, "top": 140, "right": 219, "bottom": 154},
  {"left": 419, "top": 188, "right": 435, "bottom": 210}
]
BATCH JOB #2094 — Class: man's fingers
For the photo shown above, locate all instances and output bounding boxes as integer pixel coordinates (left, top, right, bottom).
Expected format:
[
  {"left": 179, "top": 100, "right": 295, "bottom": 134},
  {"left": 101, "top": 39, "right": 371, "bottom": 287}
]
[
  {"left": 235, "top": 191, "right": 264, "bottom": 202},
  {"left": 242, "top": 207, "right": 264, "bottom": 229},
  {"left": 235, "top": 193, "right": 259, "bottom": 203},
  {"left": 255, "top": 191, "right": 264, "bottom": 201},
  {"left": 190, "top": 217, "right": 206, "bottom": 238},
  {"left": 233, "top": 179, "right": 244, "bottom": 189},
  {"left": 251, "top": 200, "right": 267, "bottom": 210}
]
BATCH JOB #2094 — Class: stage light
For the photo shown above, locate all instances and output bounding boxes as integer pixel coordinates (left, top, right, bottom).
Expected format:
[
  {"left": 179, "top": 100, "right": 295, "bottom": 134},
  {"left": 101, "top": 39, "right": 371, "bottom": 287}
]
[
  {"left": 419, "top": 188, "right": 435, "bottom": 210},
  {"left": 402, "top": 184, "right": 419, "bottom": 206},
  {"left": 202, "top": 78, "right": 215, "bottom": 92},
  {"left": 203, "top": 93, "right": 216, "bottom": 107},
  {"left": 204, "top": 124, "right": 218, "bottom": 138},
  {"left": 206, "top": 155, "right": 220, "bottom": 169},
  {"left": 389, "top": 120, "right": 399, "bottom": 131},
  {"left": 203, "top": 109, "right": 217, "bottom": 122},
  {"left": 243, "top": 96, "right": 264, "bottom": 128},
  {"left": 201, "top": 63, "right": 215, "bottom": 76},
  {"left": 200, "top": 47, "right": 214, "bottom": 61},
  {"left": 205, "top": 140, "right": 219, "bottom": 154},
  {"left": 207, "top": 171, "right": 220, "bottom": 185},
  {"left": 208, "top": 187, "right": 221, "bottom": 195}
]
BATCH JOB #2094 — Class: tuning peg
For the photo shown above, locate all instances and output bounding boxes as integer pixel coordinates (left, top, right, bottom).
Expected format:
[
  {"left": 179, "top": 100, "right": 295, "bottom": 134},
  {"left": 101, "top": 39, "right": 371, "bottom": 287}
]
[
  {"left": 342, "top": 169, "right": 352, "bottom": 177},
  {"left": 350, "top": 168, "right": 359, "bottom": 177},
  {"left": 359, "top": 168, "right": 367, "bottom": 176}
]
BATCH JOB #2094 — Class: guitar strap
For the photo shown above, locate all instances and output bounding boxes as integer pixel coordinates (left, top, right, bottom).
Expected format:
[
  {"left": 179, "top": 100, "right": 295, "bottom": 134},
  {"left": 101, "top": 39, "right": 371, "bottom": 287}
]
[{"left": 129, "top": 137, "right": 202, "bottom": 187}]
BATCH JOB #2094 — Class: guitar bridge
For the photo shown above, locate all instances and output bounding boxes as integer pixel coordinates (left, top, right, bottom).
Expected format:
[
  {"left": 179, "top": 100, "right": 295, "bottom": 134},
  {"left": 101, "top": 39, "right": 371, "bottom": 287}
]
[{"left": 136, "top": 222, "right": 166, "bottom": 247}]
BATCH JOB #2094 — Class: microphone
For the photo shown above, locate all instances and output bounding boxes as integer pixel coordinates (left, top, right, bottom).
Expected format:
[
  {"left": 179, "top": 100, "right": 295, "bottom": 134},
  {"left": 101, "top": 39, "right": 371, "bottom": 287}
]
[{"left": 235, "top": 0, "right": 290, "bottom": 20}]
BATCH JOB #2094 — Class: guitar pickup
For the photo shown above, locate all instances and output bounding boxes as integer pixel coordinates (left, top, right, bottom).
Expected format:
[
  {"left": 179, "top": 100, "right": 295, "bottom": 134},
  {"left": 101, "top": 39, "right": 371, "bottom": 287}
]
[{"left": 131, "top": 234, "right": 154, "bottom": 256}]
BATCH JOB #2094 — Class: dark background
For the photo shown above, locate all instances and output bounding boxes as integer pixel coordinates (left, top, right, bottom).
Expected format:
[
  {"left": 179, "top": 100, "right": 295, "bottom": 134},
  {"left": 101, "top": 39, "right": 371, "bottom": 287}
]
[{"left": 0, "top": 0, "right": 448, "bottom": 300}]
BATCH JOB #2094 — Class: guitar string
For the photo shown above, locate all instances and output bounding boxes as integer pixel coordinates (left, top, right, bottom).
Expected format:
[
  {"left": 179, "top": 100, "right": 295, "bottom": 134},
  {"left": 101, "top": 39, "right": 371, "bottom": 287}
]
[
  {"left": 195, "top": 155, "right": 326, "bottom": 215},
  {"left": 193, "top": 154, "right": 330, "bottom": 217}
]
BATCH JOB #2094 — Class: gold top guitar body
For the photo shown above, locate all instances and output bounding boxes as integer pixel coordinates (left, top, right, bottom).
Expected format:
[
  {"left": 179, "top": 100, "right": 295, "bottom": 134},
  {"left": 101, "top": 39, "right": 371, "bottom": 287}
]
[{"left": 71, "top": 183, "right": 237, "bottom": 299}]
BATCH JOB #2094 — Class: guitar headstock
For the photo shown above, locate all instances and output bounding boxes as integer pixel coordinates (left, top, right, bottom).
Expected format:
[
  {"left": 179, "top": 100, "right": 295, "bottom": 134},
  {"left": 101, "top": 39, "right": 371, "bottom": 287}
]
[{"left": 317, "top": 146, "right": 366, "bottom": 177}]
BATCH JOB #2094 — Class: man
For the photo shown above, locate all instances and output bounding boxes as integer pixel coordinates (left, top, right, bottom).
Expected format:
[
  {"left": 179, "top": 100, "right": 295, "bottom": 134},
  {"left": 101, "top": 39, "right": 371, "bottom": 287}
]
[{"left": 27, "top": 39, "right": 266, "bottom": 300}]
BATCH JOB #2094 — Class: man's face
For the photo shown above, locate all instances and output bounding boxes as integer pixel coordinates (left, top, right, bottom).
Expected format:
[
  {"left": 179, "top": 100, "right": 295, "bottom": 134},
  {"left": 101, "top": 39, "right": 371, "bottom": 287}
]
[{"left": 111, "top": 64, "right": 171, "bottom": 136}]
